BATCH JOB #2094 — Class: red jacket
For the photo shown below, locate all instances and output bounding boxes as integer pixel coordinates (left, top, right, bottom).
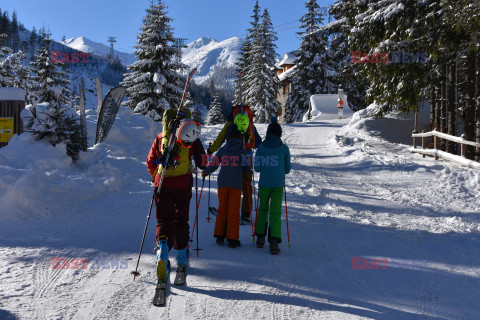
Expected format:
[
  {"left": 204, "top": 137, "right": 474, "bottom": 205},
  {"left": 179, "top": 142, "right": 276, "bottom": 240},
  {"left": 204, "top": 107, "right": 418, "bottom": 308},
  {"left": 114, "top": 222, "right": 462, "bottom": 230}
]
[{"left": 147, "top": 133, "right": 206, "bottom": 189}]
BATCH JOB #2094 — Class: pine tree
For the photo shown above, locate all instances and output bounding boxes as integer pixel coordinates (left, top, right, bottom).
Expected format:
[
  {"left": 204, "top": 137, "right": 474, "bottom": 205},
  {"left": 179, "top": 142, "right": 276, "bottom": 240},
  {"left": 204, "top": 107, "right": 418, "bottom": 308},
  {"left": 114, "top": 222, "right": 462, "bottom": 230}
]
[
  {"left": 191, "top": 105, "right": 203, "bottom": 124},
  {"left": 25, "top": 98, "right": 83, "bottom": 160},
  {"left": 0, "top": 34, "right": 35, "bottom": 102},
  {"left": 10, "top": 11, "right": 19, "bottom": 51},
  {"left": 234, "top": 1, "right": 260, "bottom": 106},
  {"left": 243, "top": 9, "right": 279, "bottom": 123},
  {"left": 206, "top": 91, "right": 225, "bottom": 125},
  {"left": 121, "top": 0, "right": 185, "bottom": 121},
  {"left": 30, "top": 36, "right": 70, "bottom": 104},
  {"left": 29, "top": 26, "right": 37, "bottom": 58},
  {"left": 285, "top": 0, "right": 333, "bottom": 123},
  {"left": 0, "top": 34, "right": 14, "bottom": 87}
]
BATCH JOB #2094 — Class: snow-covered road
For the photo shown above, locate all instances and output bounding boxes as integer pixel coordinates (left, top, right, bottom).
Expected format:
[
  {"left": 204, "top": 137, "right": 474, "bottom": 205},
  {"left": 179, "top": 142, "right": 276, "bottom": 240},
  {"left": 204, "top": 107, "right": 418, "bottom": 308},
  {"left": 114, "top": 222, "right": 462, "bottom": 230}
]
[{"left": 1, "top": 112, "right": 479, "bottom": 319}]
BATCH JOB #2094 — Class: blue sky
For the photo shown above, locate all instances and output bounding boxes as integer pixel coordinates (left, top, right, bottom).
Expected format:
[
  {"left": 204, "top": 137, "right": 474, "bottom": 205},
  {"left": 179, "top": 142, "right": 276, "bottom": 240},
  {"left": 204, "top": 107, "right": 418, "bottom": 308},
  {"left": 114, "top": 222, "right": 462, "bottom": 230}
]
[{"left": 2, "top": 0, "right": 335, "bottom": 56}]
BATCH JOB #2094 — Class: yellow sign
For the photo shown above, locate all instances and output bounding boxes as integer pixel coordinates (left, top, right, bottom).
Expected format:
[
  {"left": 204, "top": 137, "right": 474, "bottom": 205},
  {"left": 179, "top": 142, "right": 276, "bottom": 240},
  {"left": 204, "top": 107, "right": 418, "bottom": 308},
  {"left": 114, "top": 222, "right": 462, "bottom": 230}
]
[{"left": 0, "top": 117, "right": 14, "bottom": 143}]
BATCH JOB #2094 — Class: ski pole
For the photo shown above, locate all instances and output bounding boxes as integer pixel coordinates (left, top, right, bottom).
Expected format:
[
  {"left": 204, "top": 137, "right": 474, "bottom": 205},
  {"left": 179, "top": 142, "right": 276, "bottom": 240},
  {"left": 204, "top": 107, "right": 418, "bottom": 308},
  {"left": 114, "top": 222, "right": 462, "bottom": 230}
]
[
  {"left": 248, "top": 171, "right": 255, "bottom": 245},
  {"left": 254, "top": 187, "right": 259, "bottom": 238},
  {"left": 206, "top": 142, "right": 212, "bottom": 222},
  {"left": 190, "top": 167, "right": 199, "bottom": 244},
  {"left": 131, "top": 193, "right": 155, "bottom": 280},
  {"left": 284, "top": 187, "right": 291, "bottom": 248},
  {"left": 195, "top": 177, "right": 205, "bottom": 257},
  {"left": 190, "top": 178, "right": 205, "bottom": 244}
]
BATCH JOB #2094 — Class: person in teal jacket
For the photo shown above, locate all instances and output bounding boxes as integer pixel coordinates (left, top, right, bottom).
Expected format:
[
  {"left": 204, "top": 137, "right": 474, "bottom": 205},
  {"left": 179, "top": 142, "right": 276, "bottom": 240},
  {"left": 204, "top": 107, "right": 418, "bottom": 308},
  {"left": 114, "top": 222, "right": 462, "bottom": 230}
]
[{"left": 254, "top": 116, "right": 291, "bottom": 255}]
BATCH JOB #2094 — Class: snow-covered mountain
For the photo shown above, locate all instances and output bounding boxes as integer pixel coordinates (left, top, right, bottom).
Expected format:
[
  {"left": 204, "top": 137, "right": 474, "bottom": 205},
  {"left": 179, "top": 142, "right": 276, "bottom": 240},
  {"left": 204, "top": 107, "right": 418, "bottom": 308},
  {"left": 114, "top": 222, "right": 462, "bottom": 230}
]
[
  {"left": 61, "top": 36, "right": 137, "bottom": 66},
  {"left": 182, "top": 36, "right": 243, "bottom": 87}
]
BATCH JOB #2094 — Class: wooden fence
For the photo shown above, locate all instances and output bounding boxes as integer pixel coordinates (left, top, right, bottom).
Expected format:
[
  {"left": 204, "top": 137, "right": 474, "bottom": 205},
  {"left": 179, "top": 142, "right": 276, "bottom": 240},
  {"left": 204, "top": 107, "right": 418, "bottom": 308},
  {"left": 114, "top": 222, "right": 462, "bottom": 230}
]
[
  {"left": 411, "top": 130, "right": 480, "bottom": 169},
  {"left": 0, "top": 100, "right": 25, "bottom": 148}
]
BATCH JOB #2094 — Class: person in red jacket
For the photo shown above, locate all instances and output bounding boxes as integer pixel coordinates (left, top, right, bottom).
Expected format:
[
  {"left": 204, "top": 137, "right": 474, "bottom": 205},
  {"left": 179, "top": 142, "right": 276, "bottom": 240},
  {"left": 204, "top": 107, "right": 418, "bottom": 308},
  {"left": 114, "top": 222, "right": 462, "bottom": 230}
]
[{"left": 147, "top": 110, "right": 206, "bottom": 282}]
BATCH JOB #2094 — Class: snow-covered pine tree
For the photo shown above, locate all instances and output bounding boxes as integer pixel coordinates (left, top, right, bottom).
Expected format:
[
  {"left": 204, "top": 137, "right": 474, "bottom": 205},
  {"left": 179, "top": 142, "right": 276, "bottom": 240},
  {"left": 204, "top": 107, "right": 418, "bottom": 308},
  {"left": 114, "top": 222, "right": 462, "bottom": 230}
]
[
  {"left": 191, "top": 105, "right": 203, "bottom": 124},
  {"left": 243, "top": 9, "right": 279, "bottom": 123},
  {"left": 30, "top": 36, "right": 70, "bottom": 104},
  {"left": 0, "top": 34, "right": 14, "bottom": 87},
  {"left": 234, "top": 1, "right": 260, "bottom": 106},
  {"left": 327, "top": 1, "right": 368, "bottom": 111},
  {"left": 206, "top": 90, "right": 225, "bottom": 125},
  {"left": 121, "top": 0, "right": 185, "bottom": 121},
  {"left": 24, "top": 92, "right": 83, "bottom": 160},
  {"left": 0, "top": 34, "right": 36, "bottom": 103},
  {"left": 284, "top": 0, "right": 333, "bottom": 123}
]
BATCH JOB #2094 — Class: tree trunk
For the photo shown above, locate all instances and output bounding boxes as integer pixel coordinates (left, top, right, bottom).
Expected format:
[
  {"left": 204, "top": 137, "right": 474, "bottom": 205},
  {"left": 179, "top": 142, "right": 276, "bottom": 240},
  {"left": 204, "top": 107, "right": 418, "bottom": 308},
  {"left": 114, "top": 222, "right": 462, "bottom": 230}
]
[
  {"left": 435, "top": 85, "right": 441, "bottom": 130},
  {"left": 440, "top": 66, "right": 447, "bottom": 150},
  {"left": 430, "top": 87, "right": 435, "bottom": 129},
  {"left": 447, "top": 60, "right": 457, "bottom": 154},
  {"left": 476, "top": 54, "right": 480, "bottom": 162},
  {"left": 464, "top": 53, "right": 476, "bottom": 160}
]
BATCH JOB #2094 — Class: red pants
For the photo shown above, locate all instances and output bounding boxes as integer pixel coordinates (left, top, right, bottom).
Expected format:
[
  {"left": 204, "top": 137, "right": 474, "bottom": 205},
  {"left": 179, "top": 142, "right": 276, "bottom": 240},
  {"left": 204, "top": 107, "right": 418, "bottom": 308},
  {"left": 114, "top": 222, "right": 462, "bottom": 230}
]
[
  {"left": 214, "top": 187, "right": 241, "bottom": 240},
  {"left": 154, "top": 187, "right": 192, "bottom": 250}
]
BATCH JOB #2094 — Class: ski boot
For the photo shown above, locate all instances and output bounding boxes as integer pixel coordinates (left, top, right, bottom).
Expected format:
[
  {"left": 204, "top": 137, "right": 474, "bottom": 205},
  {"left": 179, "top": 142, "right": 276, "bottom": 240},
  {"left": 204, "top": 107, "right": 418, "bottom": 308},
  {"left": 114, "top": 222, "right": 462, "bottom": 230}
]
[
  {"left": 155, "top": 237, "right": 169, "bottom": 281},
  {"left": 174, "top": 249, "right": 187, "bottom": 286},
  {"left": 269, "top": 239, "right": 281, "bottom": 255},
  {"left": 256, "top": 235, "right": 265, "bottom": 248},
  {"left": 240, "top": 214, "right": 251, "bottom": 225}
]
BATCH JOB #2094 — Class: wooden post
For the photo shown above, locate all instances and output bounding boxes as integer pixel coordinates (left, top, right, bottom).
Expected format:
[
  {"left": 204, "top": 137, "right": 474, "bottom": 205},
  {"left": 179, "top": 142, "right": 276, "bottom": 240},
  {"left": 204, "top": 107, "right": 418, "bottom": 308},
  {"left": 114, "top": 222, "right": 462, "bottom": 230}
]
[
  {"left": 461, "top": 143, "right": 466, "bottom": 158},
  {"left": 434, "top": 135, "right": 439, "bottom": 160},
  {"left": 421, "top": 131, "right": 425, "bottom": 158}
]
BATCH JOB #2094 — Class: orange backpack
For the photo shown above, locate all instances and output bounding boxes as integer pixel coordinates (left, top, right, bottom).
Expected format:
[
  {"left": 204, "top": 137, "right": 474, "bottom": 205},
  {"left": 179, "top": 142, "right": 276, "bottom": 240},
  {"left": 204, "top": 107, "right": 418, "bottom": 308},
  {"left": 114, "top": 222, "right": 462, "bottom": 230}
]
[{"left": 233, "top": 104, "right": 255, "bottom": 150}]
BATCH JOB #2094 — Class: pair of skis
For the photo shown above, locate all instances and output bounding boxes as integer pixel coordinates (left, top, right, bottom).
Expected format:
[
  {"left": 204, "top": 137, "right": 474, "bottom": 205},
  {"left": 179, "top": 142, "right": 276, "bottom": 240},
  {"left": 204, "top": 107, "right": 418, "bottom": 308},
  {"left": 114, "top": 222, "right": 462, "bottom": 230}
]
[
  {"left": 152, "top": 264, "right": 187, "bottom": 306},
  {"left": 151, "top": 68, "right": 197, "bottom": 307}
]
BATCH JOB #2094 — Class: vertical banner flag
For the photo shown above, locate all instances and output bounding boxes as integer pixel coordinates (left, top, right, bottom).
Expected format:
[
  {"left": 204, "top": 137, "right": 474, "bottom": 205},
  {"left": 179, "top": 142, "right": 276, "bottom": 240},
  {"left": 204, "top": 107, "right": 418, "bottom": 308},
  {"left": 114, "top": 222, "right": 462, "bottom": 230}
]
[
  {"left": 95, "top": 77, "right": 102, "bottom": 120},
  {"left": 79, "top": 78, "right": 88, "bottom": 151},
  {"left": 95, "top": 86, "right": 126, "bottom": 144}
]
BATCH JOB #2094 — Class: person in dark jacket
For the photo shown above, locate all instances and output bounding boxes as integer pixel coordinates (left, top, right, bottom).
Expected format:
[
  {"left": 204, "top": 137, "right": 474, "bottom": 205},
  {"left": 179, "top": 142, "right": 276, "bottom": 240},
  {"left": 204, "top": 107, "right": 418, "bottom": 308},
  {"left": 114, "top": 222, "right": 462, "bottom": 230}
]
[
  {"left": 207, "top": 108, "right": 262, "bottom": 225},
  {"left": 202, "top": 124, "right": 250, "bottom": 248},
  {"left": 254, "top": 116, "right": 291, "bottom": 255}
]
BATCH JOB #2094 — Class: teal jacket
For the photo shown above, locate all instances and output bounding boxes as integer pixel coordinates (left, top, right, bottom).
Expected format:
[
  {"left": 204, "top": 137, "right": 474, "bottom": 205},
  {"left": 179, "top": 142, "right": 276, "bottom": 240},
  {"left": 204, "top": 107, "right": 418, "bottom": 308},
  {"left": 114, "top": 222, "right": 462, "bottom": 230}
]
[{"left": 254, "top": 133, "right": 291, "bottom": 188}]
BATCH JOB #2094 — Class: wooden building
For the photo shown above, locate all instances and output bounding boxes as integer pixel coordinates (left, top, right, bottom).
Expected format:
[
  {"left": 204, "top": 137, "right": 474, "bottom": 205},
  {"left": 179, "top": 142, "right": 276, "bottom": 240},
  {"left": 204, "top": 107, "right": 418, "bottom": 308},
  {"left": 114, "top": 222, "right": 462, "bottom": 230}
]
[{"left": 275, "top": 52, "right": 297, "bottom": 122}]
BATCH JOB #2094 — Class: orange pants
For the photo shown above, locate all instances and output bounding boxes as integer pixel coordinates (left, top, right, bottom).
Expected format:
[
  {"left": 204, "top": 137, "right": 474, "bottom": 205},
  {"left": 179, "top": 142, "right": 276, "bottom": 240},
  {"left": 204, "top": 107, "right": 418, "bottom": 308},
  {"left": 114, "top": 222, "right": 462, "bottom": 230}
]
[{"left": 214, "top": 187, "right": 242, "bottom": 240}]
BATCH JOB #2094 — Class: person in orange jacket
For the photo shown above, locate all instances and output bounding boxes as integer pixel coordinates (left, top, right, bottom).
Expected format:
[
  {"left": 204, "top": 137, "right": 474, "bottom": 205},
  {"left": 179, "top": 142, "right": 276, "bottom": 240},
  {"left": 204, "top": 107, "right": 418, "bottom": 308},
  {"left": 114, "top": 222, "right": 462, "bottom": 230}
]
[
  {"left": 207, "top": 108, "right": 262, "bottom": 225},
  {"left": 202, "top": 124, "right": 251, "bottom": 248}
]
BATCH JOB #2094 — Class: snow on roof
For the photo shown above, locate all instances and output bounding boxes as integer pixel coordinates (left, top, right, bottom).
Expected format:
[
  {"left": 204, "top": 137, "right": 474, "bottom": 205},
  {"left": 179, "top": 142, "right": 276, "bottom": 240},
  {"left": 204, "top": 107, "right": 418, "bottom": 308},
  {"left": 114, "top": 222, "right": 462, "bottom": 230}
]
[
  {"left": 278, "top": 65, "right": 297, "bottom": 81},
  {"left": 304, "top": 93, "right": 353, "bottom": 121},
  {"left": 0, "top": 87, "right": 26, "bottom": 101},
  {"left": 277, "top": 52, "right": 297, "bottom": 67}
]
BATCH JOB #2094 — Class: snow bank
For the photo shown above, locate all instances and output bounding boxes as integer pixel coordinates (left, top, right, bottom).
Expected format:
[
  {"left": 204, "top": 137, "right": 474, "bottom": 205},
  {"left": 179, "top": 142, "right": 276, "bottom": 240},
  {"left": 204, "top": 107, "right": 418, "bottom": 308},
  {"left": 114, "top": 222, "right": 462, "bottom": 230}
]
[
  {"left": 0, "top": 87, "right": 25, "bottom": 101},
  {"left": 341, "top": 103, "right": 429, "bottom": 145},
  {"left": 0, "top": 106, "right": 161, "bottom": 220},
  {"left": 304, "top": 94, "right": 353, "bottom": 121}
]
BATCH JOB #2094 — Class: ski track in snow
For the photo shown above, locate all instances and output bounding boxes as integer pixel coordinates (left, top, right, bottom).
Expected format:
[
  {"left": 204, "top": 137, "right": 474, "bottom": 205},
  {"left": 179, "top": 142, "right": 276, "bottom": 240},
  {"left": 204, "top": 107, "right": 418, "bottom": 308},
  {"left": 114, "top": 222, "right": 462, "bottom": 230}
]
[{"left": 1, "top": 116, "right": 480, "bottom": 319}]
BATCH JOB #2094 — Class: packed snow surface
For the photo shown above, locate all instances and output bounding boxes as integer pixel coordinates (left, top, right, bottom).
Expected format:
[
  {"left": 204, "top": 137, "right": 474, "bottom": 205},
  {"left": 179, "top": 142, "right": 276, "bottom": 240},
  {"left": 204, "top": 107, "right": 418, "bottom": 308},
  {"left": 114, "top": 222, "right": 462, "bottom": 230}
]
[{"left": 1, "top": 106, "right": 479, "bottom": 319}]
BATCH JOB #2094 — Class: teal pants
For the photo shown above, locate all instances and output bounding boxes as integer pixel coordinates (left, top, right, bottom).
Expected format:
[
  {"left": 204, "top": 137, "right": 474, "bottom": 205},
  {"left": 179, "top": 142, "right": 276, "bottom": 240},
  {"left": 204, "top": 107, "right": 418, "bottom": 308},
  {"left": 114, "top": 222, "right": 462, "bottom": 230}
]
[{"left": 255, "top": 188, "right": 283, "bottom": 243}]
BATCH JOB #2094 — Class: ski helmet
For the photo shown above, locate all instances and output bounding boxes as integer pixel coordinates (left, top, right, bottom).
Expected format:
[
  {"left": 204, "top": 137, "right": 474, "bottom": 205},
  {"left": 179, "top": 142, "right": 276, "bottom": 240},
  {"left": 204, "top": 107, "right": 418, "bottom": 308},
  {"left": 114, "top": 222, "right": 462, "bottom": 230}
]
[
  {"left": 176, "top": 119, "right": 201, "bottom": 148},
  {"left": 234, "top": 113, "right": 249, "bottom": 134}
]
